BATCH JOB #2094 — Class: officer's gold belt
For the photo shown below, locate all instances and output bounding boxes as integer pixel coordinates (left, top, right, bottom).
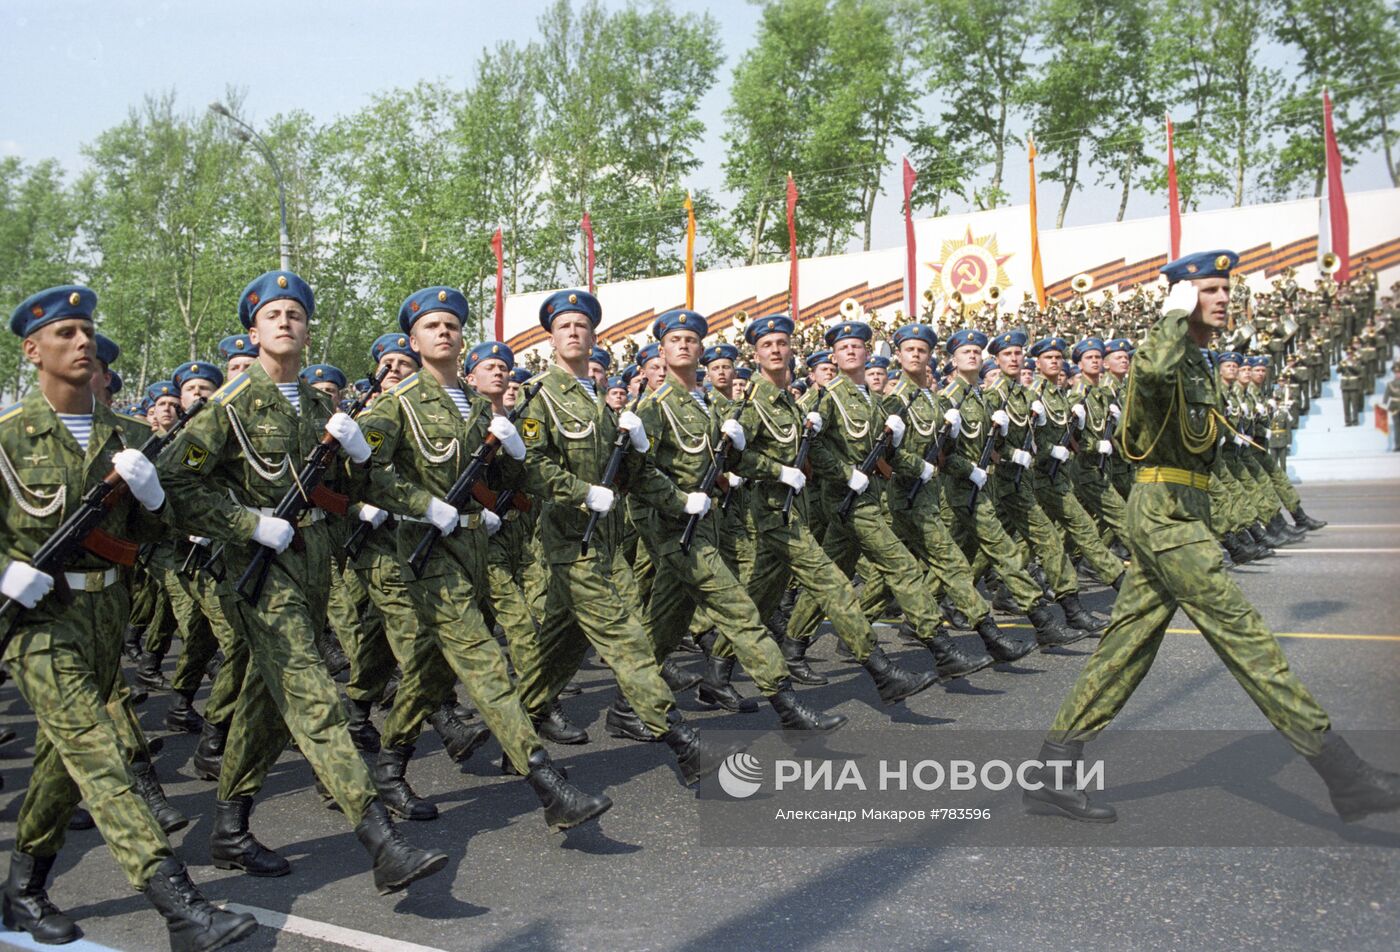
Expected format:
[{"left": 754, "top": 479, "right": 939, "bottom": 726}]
[{"left": 1135, "top": 466, "right": 1211, "bottom": 491}]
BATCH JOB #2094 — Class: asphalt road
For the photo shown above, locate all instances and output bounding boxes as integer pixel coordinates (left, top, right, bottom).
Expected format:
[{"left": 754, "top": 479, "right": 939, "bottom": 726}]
[{"left": 1, "top": 481, "right": 1397, "bottom": 952}]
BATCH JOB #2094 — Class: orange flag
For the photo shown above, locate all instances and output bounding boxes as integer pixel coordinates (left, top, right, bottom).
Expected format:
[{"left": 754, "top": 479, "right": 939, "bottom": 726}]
[
  {"left": 684, "top": 191, "right": 696, "bottom": 310},
  {"left": 1028, "top": 136, "right": 1047, "bottom": 309}
]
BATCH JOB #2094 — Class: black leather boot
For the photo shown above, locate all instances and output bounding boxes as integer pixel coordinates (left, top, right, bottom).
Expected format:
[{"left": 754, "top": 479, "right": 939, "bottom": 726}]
[
  {"left": 343, "top": 697, "right": 381, "bottom": 753},
  {"left": 990, "top": 581, "right": 1020, "bottom": 615},
  {"left": 940, "top": 596, "right": 972, "bottom": 631},
  {"left": 697, "top": 654, "right": 759, "bottom": 713},
  {"left": 661, "top": 710, "right": 738, "bottom": 786},
  {"left": 142, "top": 857, "right": 257, "bottom": 952},
  {"left": 1290, "top": 506, "right": 1327, "bottom": 530},
  {"left": 3, "top": 851, "right": 80, "bottom": 944},
  {"left": 1268, "top": 512, "right": 1307, "bottom": 545},
  {"left": 524, "top": 749, "right": 612, "bottom": 833},
  {"left": 165, "top": 690, "right": 204, "bottom": 734},
  {"left": 135, "top": 650, "right": 170, "bottom": 692},
  {"left": 1021, "top": 739, "right": 1116, "bottom": 822},
  {"left": 660, "top": 657, "right": 702, "bottom": 693},
  {"left": 532, "top": 700, "right": 589, "bottom": 745},
  {"left": 315, "top": 628, "right": 350, "bottom": 679},
  {"left": 1111, "top": 571, "right": 1125, "bottom": 592},
  {"left": 67, "top": 808, "right": 93, "bottom": 831},
  {"left": 1028, "top": 599, "right": 1087, "bottom": 648},
  {"left": 676, "top": 632, "right": 704, "bottom": 654},
  {"left": 1245, "top": 523, "right": 1275, "bottom": 555},
  {"left": 1057, "top": 592, "right": 1108, "bottom": 633},
  {"left": 780, "top": 636, "right": 826, "bottom": 686},
  {"left": 925, "top": 632, "right": 993, "bottom": 681},
  {"left": 428, "top": 701, "right": 490, "bottom": 763},
  {"left": 210, "top": 797, "right": 290, "bottom": 877},
  {"left": 122, "top": 626, "right": 142, "bottom": 662},
  {"left": 130, "top": 757, "right": 189, "bottom": 834},
  {"left": 191, "top": 719, "right": 228, "bottom": 782},
  {"left": 373, "top": 745, "right": 437, "bottom": 821},
  {"left": 1307, "top": 733, "right": 1400, "bottom": 822},
  {"left": 860, "top": 645, "right": 937, "bottom": 704},
  {"left": 974, "top": 615, "right": 1035, "bottom": 663},
  {"left": 1223, "top": 530, "right": 1257, "bottom": 564},
  {"left": 353, "top": 801, "right": 448, "bottom": 896},
  {"left": 604, "top": 693, "right": 659, "bottom": 742},
  {"left": 767, "top": 681, "right": 847, "bottom": 732}
]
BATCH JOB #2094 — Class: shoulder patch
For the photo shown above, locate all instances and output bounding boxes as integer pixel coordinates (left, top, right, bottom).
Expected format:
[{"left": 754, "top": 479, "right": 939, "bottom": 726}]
[
  {"left": 211, "top": 372, "right": 251, "bottom": 405},
  {"left": 389, "top": 373, "right": 422, "bottom": 396},
  {"left": 181, "top": 443, "right": 210, "bottom": 472},
  {"left": 520, "top": 418, "right": 543, "bottom": 444},
  {"left": 0, "top": 404, "right": 22, "bottom": 425}
]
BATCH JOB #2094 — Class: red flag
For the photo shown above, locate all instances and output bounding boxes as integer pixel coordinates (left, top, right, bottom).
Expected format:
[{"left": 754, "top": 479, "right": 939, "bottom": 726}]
[
  {"left": 1165, "top": 115, "right": 1181, "bottom": 260},
  {"left": 786, "top": 174, "right": 799, "bottom": 321},
  {"left": 491, "top": 228, "right": 505, "bottom": 341},
  {"left": 1322, "top": 89, "right": 1350, "bottom": 282},
  {"left": 902, "top": 156, "right": 918, "bottom": 319},
  {"left": 580, "top": 212, "right": 596, "bottom": 294}
]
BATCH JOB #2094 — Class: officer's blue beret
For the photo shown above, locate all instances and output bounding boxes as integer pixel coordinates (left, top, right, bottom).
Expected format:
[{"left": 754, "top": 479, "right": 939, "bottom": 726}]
[
  {"left": 866, "top": 355, "right": 891, "bottom": 370},
  {"left": 735, "top": 365, "right": 753, "bottom": 380},
  {"left": 1161, "top": 249, "right": 1238, "bottom": 283},
  {"left": 987, "top": 329, "right": 1028, "bottom": 355},
  {"left": 889, "top": 369, "right": 902, "bottom": 381},
  {"left": 637, "top": 342, "right": 661, "bottom": 367},
  {"left": 239, "top": 271, "right": 314, "bottom": 329},
  {"left": 745, "top": 313, "right": 794, "bottom": 345},
  {"left": 589, "top": 346, "right": 611, "bottom": 369},
  {"left": 10, "top": 286, "right": 96, "bottom": 338},
  {"left": 510, "top": 367, "right": 532, "bottom": 384},
  {"left": 539, "top": 289, "right": 601, "bottom": 330},
  {"left": 465, "top": 341, "right": 514, "bottom": 374},
  {"left": 399, "top": 286, "right": 468, "bottom": 334},
  {"left": 218, "top": 334, "right": 258, "bottom": 360},
  {"left": 701, "top": 343, "right": 739, "bottom": 365},
  {"left": 607, "top": 375, "right": 626, "bottom": 391},
  {"left": 979, "top": 359, "right": 998, "bottom": 380},
  {"left": 946, "top": 328, "right": 988, "bottom": 354},
  {"left": 371, "top": 332, "right": 419, "bottom": 366},
  {"left": 805, "top": 350, "right": 834, "bottom": 369},
  {"left": 353, "top": 378, "right": 372, "bottom": 394},
  {"left": 108, "top": 369, "right": 123, "bottom": 395},
  {"left": 792, "top": 378, "right": 810, "bottom": 394},
  {"left": 653, "top": 308, "right": 708, "bottom": 340},
  {"left": 1025, "top": 356, "right": 1037, "bottom": 372},
  {"left": 1104, "top": 338, "right": 1134, "bottom": 355},
  {"left": 1245, "top": 355, "right": 1269, "bottom": 367},
  {"left": 172, "top": 361, "right": 224, "bottom": 391},
  {"left": 146, "top": 380, "right": 177, "bottom": 402},
  {"left": 95, "top": 333, "right": 120, "bottom": 367},
  {"left": 1071, "top": 337, "right": 1106, "bottom": 362},
  {"left": 1217, "top": 351, "right": 1243, "bottom": 365},
  {"left": 893, "top": 323, "right": 937, "bottom": 350},
  {"left": 824, "top": 321, "right": 872, "bottom": 347},
  {"left": 621, "top": 363, "right": 639, "bottom": 385},
  {"left": 300, "top": 364, "right": 347, "bottom": 389},
  {"left": 1028, "top": 336, "right": 1068, "bottom": 358}
]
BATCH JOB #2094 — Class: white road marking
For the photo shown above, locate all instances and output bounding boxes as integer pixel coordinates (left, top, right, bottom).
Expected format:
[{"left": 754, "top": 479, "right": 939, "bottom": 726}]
[
  {"left": 221, "top": 903, "right": 451, "bottom": 952},
  {"left": 1308, "top": 523, "right": 1400, "bottom": 529},
  {"left": 0, "top": 932, "right": 126, "bottom": 952},
  {"left": 1293, "top": 547, "right": 1400, "bottom": 554}
]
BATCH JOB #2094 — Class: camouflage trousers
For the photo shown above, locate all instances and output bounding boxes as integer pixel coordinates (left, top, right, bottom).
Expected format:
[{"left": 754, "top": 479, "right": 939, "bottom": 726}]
[
  {"left": 1032, "top": 468, "right": 1124, "bottom": 585},
  {"left": 991, "top": 469, "right": 1078, "bottom": 599},
  {"left": 332, "top": 562, "right": 394, "bottom": 706},
  {"left": 159, "top": 564, "right": 221, "bottom": 697},
  {"left": 1256, "top": 449, "right": 1301, "bottom": 511},
  {"left": 945, "top": 475, "right": 1044, "bottom": 614},
  {"left": 1071, "top": 458, "right": 1129, "bottom": 548}
]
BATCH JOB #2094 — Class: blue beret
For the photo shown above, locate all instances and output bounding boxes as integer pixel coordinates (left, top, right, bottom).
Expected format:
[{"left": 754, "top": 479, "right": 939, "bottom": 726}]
[
  {"left": 510, "top": 367, "right": 532, "bottom": 384},
  {"left": 865, "top": 355, "right": 891, "bottom": 370},
  {"left": 1026, "top": 356, "right": 1037, "bottom": 371},
  {"left": 653, "top": 308, "right": 708, "bottom": 340},
  {"left": 589, "top": 346, "right": 611, "bottom": 369},
  {"left": 824, "top": 320, "right": 872, "bottom": 347},
  {"left": 946, "top": 329, "right": 988, "bottom": 354},
  {"left": 792, "top": 378, "right": 810, "bottom": 394},
  {"left": 701, "top": 343, "right": 739, "bottom": 365},
  {"left": 218, "top": 334, "right": 258, "bottom": 360},
  {"left": 370, "top": 332, "right": 418, "bottom": 366},
  {"left": 10, "top": 285, "right": 96, "bottom": 338},
  {"left": 146, "top": 380, "right": 177, "bottom": 402},
  {"left": 1245, "top": 355, "right": 1268, "bottom": 367},
  {"left": 987, "top": 330, "right": 1028, "bottom": 355},
  {"left": 1161, "top": 249, "right": 1238, "bottom": 283},
  {"left": 95, "top": 333, "right": 121, "bottom": 367},
  {"left": 606, "top": 375, "right": 626, "bottom": 391},
  {"left": 539, "top": 289, "right": 601, "bottom": 330},
  {"left": 239, "top": 271, "right": 314, "bottom": 329},
  {"left": 892, "top": 323, "right": 937, "bottom": 350},
  {"left": 300, "top": 364, "right": 347, "bottom": 389},
  {"left": 621, "top": 363, "right": 639, "bottom": 385},
  {"left": 172, "top": 361, "right": 224, "bottom": 391},
  {"left": 745, "top": 313, "right": 794, "bottom": 345},
  {"left": 1065, "top": 363, "right": 1080, "bottom": 377},
  {"left": 399, "top": 286, "right": 468, "bottom": 334},
  {"left": 1104, "top": 338, "right": 1134, "bottom": 355},
  {"left": 353, "top": 378, "right": 372, "bottom": 394},
  {"left": 107, "top": 369, "right": 123, "bottom": 395},
  {"left": 1217, "top": 351, "right": 1244, "bottom": 365},
  {"left": 1028, "top": 336, "right": 1068, "bottom": 358},
  {"left": 465, "top": 340, "right": 515, "bottom": 374},
  {"left": 1071, "top": 337, "right": 1106, "bottom": 362},
  {"left": 940, "top": 360, "right": 955, "bottom": 377},
  {"left": 695, "top": 367, "right": 706, "bottom": 383},
  {"left": 979, "top": 359, "right": 997, "bottom": 379},
  {"left": 636, "top": 342, "right": 661, "bottom": 367},
  {"left": 735, "top": 365, "right": 753, "bottom": 380},
  {"left": 138, "top": 396, "right": 152, "bottom": 415},
  {"left": 805, "top": 350, "right": 834, "bottom": 369}
]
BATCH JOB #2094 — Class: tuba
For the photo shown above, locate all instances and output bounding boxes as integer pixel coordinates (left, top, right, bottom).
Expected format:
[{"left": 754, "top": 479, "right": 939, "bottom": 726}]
[
  {"left": 985, "top": 285, "right": 1001, "bottom": 304},
  {"left": 839, "top": 297, "right": 861, "bottom": 319},
  {"left": 1071, "top": 273, "right": 1094, "bottom": 294},
  {"left": 1320, "top": 252, "right": 1340, "bottom": 275}
]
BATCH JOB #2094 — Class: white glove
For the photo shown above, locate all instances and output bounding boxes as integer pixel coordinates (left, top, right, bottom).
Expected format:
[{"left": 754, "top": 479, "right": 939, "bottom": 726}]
[
  {"left": 113, "top": 448, "right": 165, "bottom": 511},
  {"left": 1234, "top": 434, "right": 1248, "bottom": 446},
  {"left": 189, "top": 536, "right": 210, "bottom": 547},
  {"left": 425, "top": 497, "right": 459, "bottom": 537},
  {"left": 1031, "top": 400, "right": 1047, "bottom": 425},
  {"left": 1051, "top": 445, "right": 1071, "bottom": 462},
  {"left": 969, "top": 466, "right": 988, "bottom": 488},
  {"left": 1097, "top": 440, "right": 1113, "bottom": 456},
  {"left": 920, "top": 460, "right": 935, "bottom": 484},
  {"left": 1109, "top": 403, "right": 1121, "bottom": 420},
  {"left": 720, "top": 418, "right": 746, "bottom": 451},
  {"left": 586, "top": 485, "right": 615, "bottom": 514},
  {"left": 252, "top": 515, "right": 294, "bottom": 552},
  {"left": 1164, "top": 280, "right": 1200, "bottom": 316},
  {"left": 846, "top": 468, "right": 869, "bottom": 495},
  {"left": 481, "top": 508, "right": 502, "bottom": 536},
  {"left": 884, "top": 415, "right": 906, "bottom": 448},
  {"left": 617, "top": 410, "right": 649, "bottom": 452},
  {"left": 0, "top": 561, "right": 54, "bottom": 609},
  {"left": 779, "top": 466, "right": 806, "bottom": 492},
  {"left": 1012, "top": 448, "right": 1033, "bottom": 468},
  {"left": 1071, "top": 403, "right": 1086, "bottom": 426},
  {"left": 991, "top": 409, "right": 1010, "bottom": 435},
  {"left": 725, "top": 473, "right": 745, "bottom": 489},
  {"left": 326, "top": 412, "right": 372, "bottom": 464},
  {"left": 358, "top": 504, "right": 389, "bottom": 529},
  {"left": 489, "top": 416, "right": 526, "bottom": 460},
  {"left": 805, "top": 411, "right": 823, "bottom": 433},
  {"left": 943, "top": 408, "right": 962, "bottom": 436},
  {"left": 684, "top": 492, "right": 711, "bottom": 516}
]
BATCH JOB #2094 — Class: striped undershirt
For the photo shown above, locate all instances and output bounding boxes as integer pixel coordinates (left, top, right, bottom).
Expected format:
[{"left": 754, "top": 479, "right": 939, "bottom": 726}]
[
  {"left": 443, "top": 387, "right": 472, "bottom": 420},
  {"left": 577, "top": 378, "right": 597, "bottom": 400},
  {"left": 275, "top": 382, "right": 301, "bottom": 414},
  {"left": 57, "top": 414, "right": 94, "bottom": 452}
]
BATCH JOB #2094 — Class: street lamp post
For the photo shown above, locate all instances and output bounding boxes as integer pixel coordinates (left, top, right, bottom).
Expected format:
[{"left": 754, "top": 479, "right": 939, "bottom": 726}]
[{"left": 209, "top": 102, "right": 292, "bottom": 271}]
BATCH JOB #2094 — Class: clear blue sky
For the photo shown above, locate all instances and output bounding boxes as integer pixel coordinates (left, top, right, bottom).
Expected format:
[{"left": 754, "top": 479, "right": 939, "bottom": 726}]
[{"left": 4, "top": 0, "right": 1392, "bottom": 252}]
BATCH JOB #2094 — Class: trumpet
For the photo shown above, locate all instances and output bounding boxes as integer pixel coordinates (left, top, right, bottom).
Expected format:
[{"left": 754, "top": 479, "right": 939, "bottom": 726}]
[
  {"left": 1071, "top": 273, "right": 1094, "bottom": 294},
  {"left": 1320, "top": 252, "right": 1340, "bottom": 275},
  {"left": 922, "top": 288, "right": 935, "bottom": 302},
  {"left": 986, "top": 285, "right": 1001, "bottom": 303}
]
